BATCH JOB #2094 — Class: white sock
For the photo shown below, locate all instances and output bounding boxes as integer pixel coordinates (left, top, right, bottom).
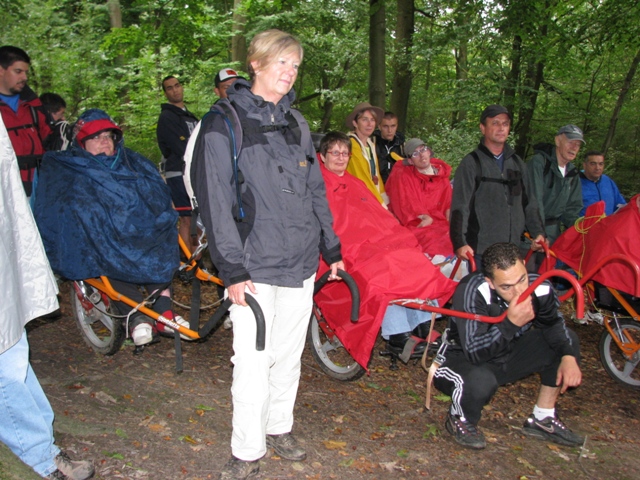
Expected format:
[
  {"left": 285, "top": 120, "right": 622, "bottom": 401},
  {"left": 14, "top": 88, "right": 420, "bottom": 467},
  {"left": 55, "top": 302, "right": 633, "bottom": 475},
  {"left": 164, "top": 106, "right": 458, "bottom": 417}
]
[{"left": 533, "top": 405, "right": 555, "bottom": 421}]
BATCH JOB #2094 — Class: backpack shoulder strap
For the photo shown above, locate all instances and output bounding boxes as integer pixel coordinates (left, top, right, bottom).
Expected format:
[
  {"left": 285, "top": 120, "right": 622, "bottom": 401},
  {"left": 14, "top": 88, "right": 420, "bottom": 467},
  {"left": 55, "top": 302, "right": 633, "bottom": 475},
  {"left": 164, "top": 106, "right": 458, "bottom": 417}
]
[
  {"left": 471, "top": 150, "right": 482, "bottom": 192},
  {"left": 289, "top": 109, "right": 311, "bottom": 150},
  {"left": 198, "top": 99, "right": 246, "bottom": 221},
  {"left": 211, "top": 98, "right": 243, "bottom": 158},
  {"left": 471, "top": 150, "right": 508, "bottom": 186},
  {"left": 543, "top": 157, "right": 550, "bottom": 176}
]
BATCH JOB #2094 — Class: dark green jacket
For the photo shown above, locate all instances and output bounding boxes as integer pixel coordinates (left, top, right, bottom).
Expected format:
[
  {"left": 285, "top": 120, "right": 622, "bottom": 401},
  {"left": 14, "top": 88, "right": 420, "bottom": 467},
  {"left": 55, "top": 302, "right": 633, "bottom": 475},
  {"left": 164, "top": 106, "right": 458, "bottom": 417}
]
[{"left": 527, "top": 145, "right": 583, "bottom": 245}]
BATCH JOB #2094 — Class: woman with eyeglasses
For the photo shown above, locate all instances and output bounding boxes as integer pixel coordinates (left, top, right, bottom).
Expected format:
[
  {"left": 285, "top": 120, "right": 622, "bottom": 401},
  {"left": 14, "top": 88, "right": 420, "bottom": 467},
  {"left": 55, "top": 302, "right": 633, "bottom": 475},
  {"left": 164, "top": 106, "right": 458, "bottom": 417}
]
[
  {"left": 317, "top": 131, "right": 456, "bottom": 370},
  {"left": 34, "top": 109, "right": 189, "bottom": 347},
  {"left": 385, "top": 138, "right": 454, "bottom": 258}
]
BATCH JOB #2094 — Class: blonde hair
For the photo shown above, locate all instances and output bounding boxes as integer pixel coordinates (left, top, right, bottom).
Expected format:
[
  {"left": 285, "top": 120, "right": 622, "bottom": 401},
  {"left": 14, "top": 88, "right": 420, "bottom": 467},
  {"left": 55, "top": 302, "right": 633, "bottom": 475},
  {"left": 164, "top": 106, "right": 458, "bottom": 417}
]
[{"left": 247, "top": 29, "right": 303, "bottom": 80}]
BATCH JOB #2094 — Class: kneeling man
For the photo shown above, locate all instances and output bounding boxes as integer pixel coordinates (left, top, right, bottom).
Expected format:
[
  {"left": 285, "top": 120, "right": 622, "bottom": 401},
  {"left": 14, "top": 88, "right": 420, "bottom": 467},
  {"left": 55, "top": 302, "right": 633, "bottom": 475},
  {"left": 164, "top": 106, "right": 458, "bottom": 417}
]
[{"left": 434, "top": 242, "right": 583, "bottom": 449}]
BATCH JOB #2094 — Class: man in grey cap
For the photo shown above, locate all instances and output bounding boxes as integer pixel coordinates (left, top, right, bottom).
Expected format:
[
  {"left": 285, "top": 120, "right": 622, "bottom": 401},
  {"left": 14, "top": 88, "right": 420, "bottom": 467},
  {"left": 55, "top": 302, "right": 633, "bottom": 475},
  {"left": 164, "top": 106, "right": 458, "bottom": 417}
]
[
  {"left": 450, "top": 104, "right": 545, "bottom": 266},
  {"left": 527, "top": 125, "right": 584, "bottom": 246}
]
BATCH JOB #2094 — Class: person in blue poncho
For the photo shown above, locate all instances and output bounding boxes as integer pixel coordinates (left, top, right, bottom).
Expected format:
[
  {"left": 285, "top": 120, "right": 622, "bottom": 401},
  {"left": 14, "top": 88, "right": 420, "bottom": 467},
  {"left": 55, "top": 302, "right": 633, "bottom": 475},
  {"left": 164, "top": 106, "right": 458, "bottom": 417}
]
[{"left": 34, "top": 109, "right": 188, "bottom": 347}]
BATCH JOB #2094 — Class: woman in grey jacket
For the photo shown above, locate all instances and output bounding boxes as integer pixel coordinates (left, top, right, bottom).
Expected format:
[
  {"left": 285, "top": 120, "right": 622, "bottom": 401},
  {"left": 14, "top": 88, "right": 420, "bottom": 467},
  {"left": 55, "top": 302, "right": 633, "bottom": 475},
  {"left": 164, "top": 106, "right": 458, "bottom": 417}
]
[{"left": 191, "top": 30, "right": 343, "bottom": 480}]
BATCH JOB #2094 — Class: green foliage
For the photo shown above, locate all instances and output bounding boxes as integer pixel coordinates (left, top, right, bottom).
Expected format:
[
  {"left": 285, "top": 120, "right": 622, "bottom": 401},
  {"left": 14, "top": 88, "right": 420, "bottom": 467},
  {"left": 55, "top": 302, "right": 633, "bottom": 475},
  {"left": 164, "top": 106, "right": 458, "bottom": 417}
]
[{"left": 0, "top": 0, "right": 638, "bottom": 193}]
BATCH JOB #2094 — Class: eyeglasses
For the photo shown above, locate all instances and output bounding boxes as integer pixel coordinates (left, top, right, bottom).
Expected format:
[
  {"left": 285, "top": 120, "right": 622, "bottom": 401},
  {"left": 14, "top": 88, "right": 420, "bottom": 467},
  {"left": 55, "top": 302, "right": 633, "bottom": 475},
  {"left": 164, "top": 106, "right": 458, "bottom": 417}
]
[
  {"left": 411, "top": 145, "right": 430, "bottom": 158},
  {"left": 88, "top": 132, "right": 116, "bottom": 143},
  {"left": 328, "top": 150, "right": 350, "bottom": 158}
]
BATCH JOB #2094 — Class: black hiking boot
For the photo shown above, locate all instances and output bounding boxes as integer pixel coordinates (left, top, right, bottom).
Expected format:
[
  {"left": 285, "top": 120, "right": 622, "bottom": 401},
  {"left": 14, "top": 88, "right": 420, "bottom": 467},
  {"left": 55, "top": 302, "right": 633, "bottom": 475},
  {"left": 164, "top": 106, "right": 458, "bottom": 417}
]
[{"left": 388, "top": 331, "right": 427, "bottom": 355}]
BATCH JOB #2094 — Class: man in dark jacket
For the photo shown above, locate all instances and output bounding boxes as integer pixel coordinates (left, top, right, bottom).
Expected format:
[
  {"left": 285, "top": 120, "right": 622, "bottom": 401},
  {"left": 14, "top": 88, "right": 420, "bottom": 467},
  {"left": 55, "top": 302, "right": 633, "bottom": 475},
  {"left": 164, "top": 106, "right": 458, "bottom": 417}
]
[
  {"left": 433, "top": 243, "right": 583, "bottom": 450},
  {"left": 156, "top": 75, "right": 199, "bottom": 249},
  {"left": 373, "top": 111, "right": 404, "bottom": 183},
  {"left": 0, "top": 46, "right": 51, "bottom": 197},
  {"left": 450, "top": 104, "right": 545, "bottom": 266}
]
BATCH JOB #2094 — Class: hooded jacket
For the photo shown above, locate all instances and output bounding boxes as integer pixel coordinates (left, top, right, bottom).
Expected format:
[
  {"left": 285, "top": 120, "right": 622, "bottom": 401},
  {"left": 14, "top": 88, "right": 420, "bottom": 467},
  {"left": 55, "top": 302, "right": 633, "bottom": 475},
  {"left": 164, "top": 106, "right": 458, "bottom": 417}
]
[
  {"left": 315, "top": 163, "right": 456, "bottom": 368},
  {"left": 191, "top": 79, "right": 341, "bottom": 287},
  {"left": 156, "top": 103, "right": 199, "bottom": 173},
  {"left": 386, "top": 158, "right": 453, "bottom": 257},
  {"left": 450, "top": 140, "right": 544, "bottom": 255},
  {"left": 0, "top": 85, "right": 51, "bottom": 196},
  {"left": 0, "top": 115, "right": 58, "bottom": 355},
  {"left": 34, "top": 109, "right": 179, "bottom": 284},
  {"left": 527, "top": 145, "right": 582, "bottom": 244}
]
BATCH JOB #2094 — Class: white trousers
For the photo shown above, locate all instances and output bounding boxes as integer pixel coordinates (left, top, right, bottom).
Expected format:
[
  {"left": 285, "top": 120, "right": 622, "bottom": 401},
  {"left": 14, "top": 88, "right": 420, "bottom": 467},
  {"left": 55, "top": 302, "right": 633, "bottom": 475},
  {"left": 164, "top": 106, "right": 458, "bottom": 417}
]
[{"left": 228, "top": 275, "right": 314, "bottom": 461}]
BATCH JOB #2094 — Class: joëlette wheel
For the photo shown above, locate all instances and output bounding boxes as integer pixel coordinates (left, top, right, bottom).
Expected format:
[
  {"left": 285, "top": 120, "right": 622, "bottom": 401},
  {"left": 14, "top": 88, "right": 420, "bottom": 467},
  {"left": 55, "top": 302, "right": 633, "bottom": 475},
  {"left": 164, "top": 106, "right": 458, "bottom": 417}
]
[
  {"left": 71, "top": 281, "right": 125, "bottom": 355},
  {"left": 599, "top": 318, "right": 640, "bottom": 389},
  {"left": 307, "top": 303, "right": 365, "bottom": 381}
]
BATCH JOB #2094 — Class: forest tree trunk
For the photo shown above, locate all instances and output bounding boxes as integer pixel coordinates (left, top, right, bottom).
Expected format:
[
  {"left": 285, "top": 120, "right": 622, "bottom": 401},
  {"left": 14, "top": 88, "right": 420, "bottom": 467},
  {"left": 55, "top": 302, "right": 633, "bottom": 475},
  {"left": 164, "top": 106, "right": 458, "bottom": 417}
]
[
  {"left": 369, "top": 0, "right": 386, "bottom": 108},
  {"left": 390, "top": 0, "right": 414, "bottom": 132},
  {"left": 602, "top": 48, "right": 640, "bottom": 154}
]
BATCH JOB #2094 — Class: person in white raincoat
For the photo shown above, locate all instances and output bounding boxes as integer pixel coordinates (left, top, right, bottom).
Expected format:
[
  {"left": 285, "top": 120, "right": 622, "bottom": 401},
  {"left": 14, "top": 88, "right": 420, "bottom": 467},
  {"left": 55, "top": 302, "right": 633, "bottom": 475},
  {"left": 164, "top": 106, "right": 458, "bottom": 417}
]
[{"left": 0, "top": 115, "right": 94, "bottom": 479}]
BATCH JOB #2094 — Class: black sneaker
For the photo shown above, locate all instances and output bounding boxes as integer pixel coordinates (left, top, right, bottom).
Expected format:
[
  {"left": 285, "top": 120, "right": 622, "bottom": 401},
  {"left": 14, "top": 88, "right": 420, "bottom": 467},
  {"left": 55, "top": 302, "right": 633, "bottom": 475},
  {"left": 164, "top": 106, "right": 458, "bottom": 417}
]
[
  {"left": 523, "top": 414, "right": 585, "bottom": 447},
  {"left": 219, "top": 456, "right": 259, "bottom": 480},
  {"left": 445, "top": 413, "right": 486, "bottom": 449},
  {"left": 266, "top": 433, "right": 307, "bottom": 461}
]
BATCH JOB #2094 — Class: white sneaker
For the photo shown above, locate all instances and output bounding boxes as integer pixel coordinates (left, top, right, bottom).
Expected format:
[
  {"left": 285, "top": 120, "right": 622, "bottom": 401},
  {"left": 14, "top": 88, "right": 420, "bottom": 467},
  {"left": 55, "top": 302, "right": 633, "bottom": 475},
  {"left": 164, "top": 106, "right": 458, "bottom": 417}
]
[
  {"left": 131, "top": 322, "right": 154, "bottom": 346},
  {"left": 157, "top": 316, "right": 194, "bottom": 341},
  {"left": 572, "top": 310, "right": 604, "bottom": 325}
]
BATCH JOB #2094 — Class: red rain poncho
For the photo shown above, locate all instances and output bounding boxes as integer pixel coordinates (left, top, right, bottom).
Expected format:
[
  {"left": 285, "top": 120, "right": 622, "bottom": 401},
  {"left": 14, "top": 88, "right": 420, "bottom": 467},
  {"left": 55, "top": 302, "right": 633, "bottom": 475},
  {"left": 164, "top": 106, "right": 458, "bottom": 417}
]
[
  {"left": 315, "top": 164, "right": 456, "bottom": 368},
  {"left": 386, "top": 159, "right": 454, "bottom": 257},
  {"left": 552, "top": 196, "right": 640, "bottom": 296}
]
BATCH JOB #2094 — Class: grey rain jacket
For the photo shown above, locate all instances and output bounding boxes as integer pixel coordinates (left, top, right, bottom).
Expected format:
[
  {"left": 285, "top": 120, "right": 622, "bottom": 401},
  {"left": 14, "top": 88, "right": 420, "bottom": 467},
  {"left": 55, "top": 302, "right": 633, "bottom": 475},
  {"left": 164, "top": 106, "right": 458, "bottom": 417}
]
[{"left": 191, "top": 79, "right": 341, "bottom": 287}]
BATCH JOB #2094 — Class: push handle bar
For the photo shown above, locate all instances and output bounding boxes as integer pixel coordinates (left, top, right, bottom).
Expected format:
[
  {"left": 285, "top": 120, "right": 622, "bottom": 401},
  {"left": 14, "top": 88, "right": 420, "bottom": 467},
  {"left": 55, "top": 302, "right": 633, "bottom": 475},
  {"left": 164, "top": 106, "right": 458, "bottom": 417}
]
[
  {"left": 196, "top": 295, "right": 265, "bottom": 350},
  {"left": 449, "top": 251, "right": 476, "bottom": 279},
  {"left": 391, "top": 269, "right": 584, "bottom": 324},
  {"left": 314, "top": 269, "right": 360, "bottom": 323}
]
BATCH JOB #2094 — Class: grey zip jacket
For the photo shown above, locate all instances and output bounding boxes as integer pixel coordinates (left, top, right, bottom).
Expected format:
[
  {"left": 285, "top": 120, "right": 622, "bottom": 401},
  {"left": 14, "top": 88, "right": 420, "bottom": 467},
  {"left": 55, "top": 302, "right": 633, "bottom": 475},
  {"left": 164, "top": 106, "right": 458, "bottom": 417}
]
[{"left": 191, "top": 79, "right": 341, "bottom": 287}]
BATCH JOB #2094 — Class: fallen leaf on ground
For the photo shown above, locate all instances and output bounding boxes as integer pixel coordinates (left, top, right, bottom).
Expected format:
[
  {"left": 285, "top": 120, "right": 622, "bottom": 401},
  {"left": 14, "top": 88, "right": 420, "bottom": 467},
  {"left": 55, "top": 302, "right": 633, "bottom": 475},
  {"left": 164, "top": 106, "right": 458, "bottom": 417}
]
[
  {"left": 94, "top": 391, "right": 117, "bottom": 404},
  {"left": 380, "top": 461, "right": 397, "bottom": 472},
  {"left": 180, "top": 435, "right": 199, "bottom": 445},
  {"left": 323, "top": 440, "right": 347, "bottom": 450},
  {"left": 516, "top": 457, "right": 536, "bottom": 470}
]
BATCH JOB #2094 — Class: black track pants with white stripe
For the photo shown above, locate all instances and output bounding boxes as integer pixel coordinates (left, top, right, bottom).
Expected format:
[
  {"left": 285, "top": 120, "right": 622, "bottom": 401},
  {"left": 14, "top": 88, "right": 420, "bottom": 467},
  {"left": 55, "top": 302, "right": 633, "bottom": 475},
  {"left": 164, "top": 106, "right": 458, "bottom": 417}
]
[{"left": 433, "top": 328, "right": 580, "bottom": 425}]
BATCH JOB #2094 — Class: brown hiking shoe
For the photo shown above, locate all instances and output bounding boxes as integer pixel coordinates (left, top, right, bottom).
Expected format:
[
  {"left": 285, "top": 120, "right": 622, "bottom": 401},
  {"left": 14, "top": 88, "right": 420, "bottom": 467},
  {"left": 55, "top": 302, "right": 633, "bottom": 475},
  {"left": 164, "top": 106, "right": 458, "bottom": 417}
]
[
  {"left": 219, "top": 456, "right": 260, "bottom": 480},
  {"left": 266, "top": 433, "right": 307, "bottom": 461},
  {"left": 54, "top": 451, "right": 94, "bottom": 480}
]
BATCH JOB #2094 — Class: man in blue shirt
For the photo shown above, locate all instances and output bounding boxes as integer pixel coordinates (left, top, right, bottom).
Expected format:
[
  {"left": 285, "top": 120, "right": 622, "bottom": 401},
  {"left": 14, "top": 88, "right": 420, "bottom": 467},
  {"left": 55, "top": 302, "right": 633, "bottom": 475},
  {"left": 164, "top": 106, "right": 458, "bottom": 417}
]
[{"left": 579, "top": 150, "right": 626, "bottom": 216}]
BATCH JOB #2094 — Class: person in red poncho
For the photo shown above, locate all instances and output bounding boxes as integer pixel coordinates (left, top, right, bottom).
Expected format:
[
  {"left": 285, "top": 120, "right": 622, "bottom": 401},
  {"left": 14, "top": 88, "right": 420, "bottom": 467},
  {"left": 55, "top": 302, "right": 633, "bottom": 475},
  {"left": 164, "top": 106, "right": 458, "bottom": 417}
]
[
  {"left": 315, "top": 132, "right": 456, "bottom": 368},
  {"left": 552, "top": 195, "right": 640, "bottom": 299},
  {"left": 386, "top": 138, "right": 454, "bottom": 258}
]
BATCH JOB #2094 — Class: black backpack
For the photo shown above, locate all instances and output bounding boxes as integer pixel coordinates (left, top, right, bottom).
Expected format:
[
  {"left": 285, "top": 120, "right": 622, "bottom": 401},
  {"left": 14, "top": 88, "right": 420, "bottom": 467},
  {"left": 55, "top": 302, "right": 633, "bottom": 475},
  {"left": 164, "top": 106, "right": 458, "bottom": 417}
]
[{"left": 183, "top": 98, "right": 312, "bottom": 221}]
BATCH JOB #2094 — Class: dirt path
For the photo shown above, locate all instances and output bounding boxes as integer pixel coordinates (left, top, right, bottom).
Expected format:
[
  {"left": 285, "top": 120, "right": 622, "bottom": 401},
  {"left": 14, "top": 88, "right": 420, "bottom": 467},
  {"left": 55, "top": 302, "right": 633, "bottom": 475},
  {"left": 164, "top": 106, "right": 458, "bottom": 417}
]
[{"left": 12, "top": 280, "right": 640, "bottom": 479}]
